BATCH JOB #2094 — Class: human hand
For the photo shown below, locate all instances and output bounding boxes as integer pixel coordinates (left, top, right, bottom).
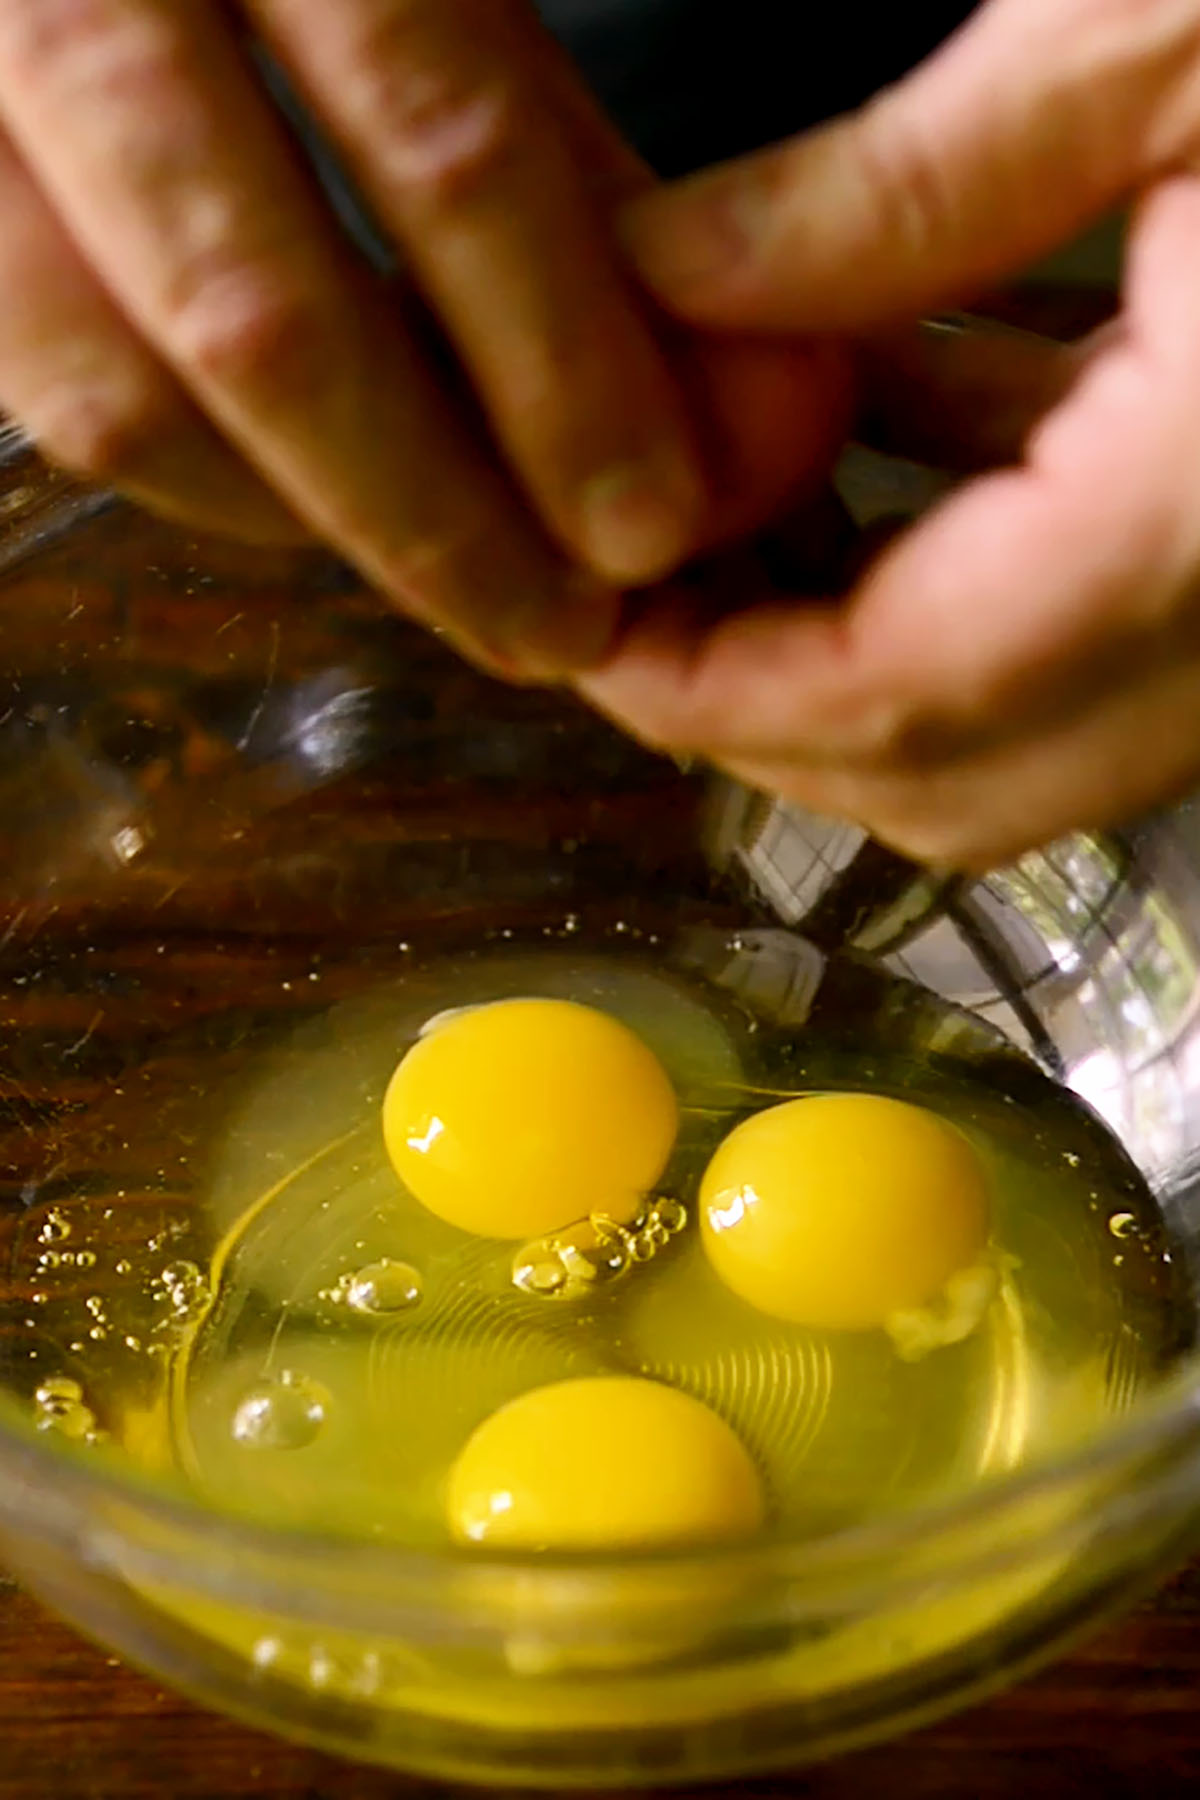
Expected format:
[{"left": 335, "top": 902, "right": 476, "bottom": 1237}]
[
  {"left": 588, "top": 0, "right": 1200, "bottom": 868},
  {"left": 0, "top": 0, "right": 847, "bottom": 679}
]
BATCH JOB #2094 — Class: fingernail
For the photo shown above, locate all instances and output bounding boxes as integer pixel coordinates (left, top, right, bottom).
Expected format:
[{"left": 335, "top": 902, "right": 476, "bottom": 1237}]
[
  {"left": 578, "top": 458, "right": 699, "bottom": 584},
  {"left": 621, "top": 174, "right": 764, "bottom": 302}
]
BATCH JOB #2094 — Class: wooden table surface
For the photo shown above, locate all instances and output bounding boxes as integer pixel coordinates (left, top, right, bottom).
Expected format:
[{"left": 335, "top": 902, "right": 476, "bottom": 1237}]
[{"left": 4, "top": 1556, "right": 1200, "bottom": 1800}]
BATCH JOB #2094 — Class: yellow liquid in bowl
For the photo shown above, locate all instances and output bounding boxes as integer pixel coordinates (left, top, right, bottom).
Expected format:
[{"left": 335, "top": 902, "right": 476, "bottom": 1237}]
[{"left": 11, "top": 935, "right": 1190, "bottom": 1753}]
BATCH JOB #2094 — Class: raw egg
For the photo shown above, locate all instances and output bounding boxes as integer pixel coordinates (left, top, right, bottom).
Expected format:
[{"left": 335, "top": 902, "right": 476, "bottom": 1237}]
[
  {"left": 447, "top": 1376, "right": 764, "bottom": 1549},
  {"left": 700, "top": 1094, "right": 990, "bottom": 1332},
  {"left": 382, "top": 998, "right": 678, "bottom": 1239}
]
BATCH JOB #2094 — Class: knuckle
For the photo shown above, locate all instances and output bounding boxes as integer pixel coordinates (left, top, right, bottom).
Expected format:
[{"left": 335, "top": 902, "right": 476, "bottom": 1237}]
[
  {"left": 337, "top": 16, "right": 522, "bottom": 208},
  {"left": 0, "top": 0, "right": 114, "bottom": 70},
  {"left": 0, "top": 0, "right": 178, "bottom": 104},
  {"left": 166, "top": 267, "right": 330, "bottom": 397},
  {"left": 848, "top": 94, "right": 957, "bottom": 259}
]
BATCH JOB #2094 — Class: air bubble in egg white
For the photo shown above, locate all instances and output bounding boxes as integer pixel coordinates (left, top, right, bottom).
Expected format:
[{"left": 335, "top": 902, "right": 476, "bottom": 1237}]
[
  {"left": 231, "top": 1371, "right": 329, "bottom": 1450},
  {"left": 34, "top": 1376, "right": 99, "bottom": 1442},
  {"left": 345, "top": 1259, "right": 423, "bottom": 1316},
  {"left": 159, "top": 1260, "right": 209, "bottom": 1318}
]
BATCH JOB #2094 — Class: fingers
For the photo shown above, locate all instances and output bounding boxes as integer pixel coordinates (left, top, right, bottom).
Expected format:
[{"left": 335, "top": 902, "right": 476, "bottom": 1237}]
[
  {"left": 583, "top": 175, "right": 1200, "bottom": 813},
  {"left": 582, "top": 470, "right": 1138, "bottom": 774},
  {"left": 0, "top": 0, "right": 615, "bottom": 676},
  {"left": 0, "top": 124, "right": 303, "bottom": 545},
  {"left": 588, "top": 431, "right": 1188, "bottom": 776},
  {"left": 531, "top": 30, "right": 859, "bottom": 553},
  {"left": 679, "top": 336, "right": 855, "bottom": 550},
  {"left": 859, "top": 317, "right": 1089, "bottom": 474},
  {"left": 621, "top": 0, "right": 1200, "bottom": 331},
  {"left": 728, "top": 649, "right": 1200, "bottom": 871},
  {"left": 246, "top": 0, "right": 705, "bottom": 583}
]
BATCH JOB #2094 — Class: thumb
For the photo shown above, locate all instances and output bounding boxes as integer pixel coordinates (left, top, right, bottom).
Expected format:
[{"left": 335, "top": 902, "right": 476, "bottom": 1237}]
[{"left": 621, "top": 0, "right": 1195, "bottom": 331}]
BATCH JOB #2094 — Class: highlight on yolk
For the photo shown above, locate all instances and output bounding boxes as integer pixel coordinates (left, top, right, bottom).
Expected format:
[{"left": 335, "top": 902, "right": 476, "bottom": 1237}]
[
  {"left": 382, "top": 998, "right": 678, "bottom": 1239},
  {"left": 446, "top": 1376, "right": 765, "bottom": 1549},
  {"left": 700, "top": 1093, "right": 990, "bottom": 1333}
]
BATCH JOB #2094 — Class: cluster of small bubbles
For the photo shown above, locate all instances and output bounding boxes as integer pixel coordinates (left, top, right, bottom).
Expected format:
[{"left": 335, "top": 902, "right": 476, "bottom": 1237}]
[
  {"left": 38, "top": 1247, "right": 97, "bottom": 1272},
  {"left": 512, "top": 1195, "right": 689, "bottom": 1302},
  {"left": 231, "top": 1370, "right": 330, "bottom": 1450},
  {"left": 651, "top": 1196, "right": 687, "bottom": 1235},
  {"left": 33, "top": 1376, "right": 102, "bottom": 1443},
  {"left": 512, "top": 1215, "right": 629, "bottom": 1300},
  {"left": 1063, "top": 1150, "right": 1082, "bottom": 1169},
  {"left": 1108, "top": 1211, "right": 1138, "bottom": 1240},
  {"left": 146, "top": 1217, "right": 189, "bottom": 1255},
  {"left": 512, "top": 1246, "right": 569, "bottom": 1298},
  {"left": 631, "top": 1214, "right": 673, "bottom": 1262},
  {"left": 37, "top": 1209, "right": 71, "bottom": 1245},
  {"left": 154, "top": 1260, "right": 209, "bottom": 1320}
]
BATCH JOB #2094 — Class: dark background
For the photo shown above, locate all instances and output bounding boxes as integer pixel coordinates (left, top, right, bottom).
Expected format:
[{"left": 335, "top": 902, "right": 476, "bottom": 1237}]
[{"left": 538, "top": 0, "right": 978, "bottom": 174}]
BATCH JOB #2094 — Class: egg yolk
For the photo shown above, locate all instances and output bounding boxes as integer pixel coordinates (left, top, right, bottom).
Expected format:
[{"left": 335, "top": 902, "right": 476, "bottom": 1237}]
[
  {"left": 700, "top": 1094, "right": 989, "bottom": 1332},
  {"left": 382, "top": 998, "right": 678, "bottom": 1239},
  {"left": 447, "top": 1376, "right": 764, "bottom": 1549}
]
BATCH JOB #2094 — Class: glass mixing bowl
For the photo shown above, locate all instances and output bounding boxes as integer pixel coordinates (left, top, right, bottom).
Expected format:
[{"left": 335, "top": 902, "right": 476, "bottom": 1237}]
[{"left": 1, "top": 425, "right": 1200, "bottom": 1790}]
